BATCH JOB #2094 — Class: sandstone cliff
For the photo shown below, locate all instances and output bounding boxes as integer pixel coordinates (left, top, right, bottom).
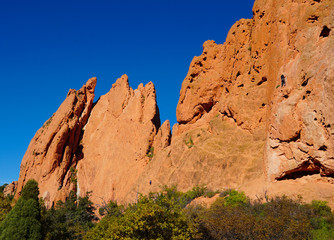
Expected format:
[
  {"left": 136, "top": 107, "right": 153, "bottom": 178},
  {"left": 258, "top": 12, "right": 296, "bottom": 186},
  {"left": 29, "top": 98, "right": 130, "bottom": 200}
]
[
  {"left": 16, "top": 0, "right": 334, "bottom": 207},
  {"left": 131, "top": 0, "right": 334, "bottom": 205},
  {"left": 15, "top": 78, "right": 96, "bottom": 207},
  {"left": 75, "top": 75, "right": 169, "bottom": 205},
  {"left": 3, "top": 181, "right": 17, "bottom": 196}
]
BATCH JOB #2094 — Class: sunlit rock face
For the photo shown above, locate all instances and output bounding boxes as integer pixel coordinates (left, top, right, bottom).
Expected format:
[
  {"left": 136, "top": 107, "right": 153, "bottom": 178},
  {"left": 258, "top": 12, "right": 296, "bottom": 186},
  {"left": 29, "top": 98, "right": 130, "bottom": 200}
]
[
  {"left": 76, "top": 74, "right": 165, "bottom": 205},
  {"left": 15, "top": 77, "right": 96, "bottom": 207},
  {"left": 16, "top": 0, "right": 334, "bottom": 208},
  {"left": 140, "top": 0, "right": 334, "bottom": 205}
]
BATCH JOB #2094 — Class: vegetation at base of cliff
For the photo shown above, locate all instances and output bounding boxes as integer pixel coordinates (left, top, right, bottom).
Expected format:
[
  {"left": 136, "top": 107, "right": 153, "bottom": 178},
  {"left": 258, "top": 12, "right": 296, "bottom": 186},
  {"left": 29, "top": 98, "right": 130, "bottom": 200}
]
[
  {"left": 85, "top": 187, "right": 334, "bottom": 240},
  {"left": 0, "top": 195, "right": 12, "bottom": 223},
  {"left": 1, "top": 182, "right": 334, "bottom": 239},
  {"left": 0, "top": 184, "right": 13, "bottom": 222},
  {"left": 0, "top": 179, "right": 42, "bottom": 240},
  {"left": 42, "top": 191, "right": 97, "bottom": 240},
  {"left": 0, "top": 185, "right": 8, "bottom": 194}
]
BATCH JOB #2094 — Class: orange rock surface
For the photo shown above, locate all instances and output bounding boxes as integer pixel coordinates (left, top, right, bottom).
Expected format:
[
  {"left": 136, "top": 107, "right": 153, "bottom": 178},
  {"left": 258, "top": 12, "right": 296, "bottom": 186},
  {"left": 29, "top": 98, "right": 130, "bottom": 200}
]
[
  {"left": 15, "top": 0, "right": 334, "bottom": 208},
  {"left": 3, "top": 181, "right": 17, "bottom": 196},
  {"left": 134, "top": 0, "right": 334, "bottom": 205},
  {"left": 15, "top": 78, "right": 96, "bottom": 207},
  {"left": 76, "top": 75, "right": 164, "bottom": 205}
]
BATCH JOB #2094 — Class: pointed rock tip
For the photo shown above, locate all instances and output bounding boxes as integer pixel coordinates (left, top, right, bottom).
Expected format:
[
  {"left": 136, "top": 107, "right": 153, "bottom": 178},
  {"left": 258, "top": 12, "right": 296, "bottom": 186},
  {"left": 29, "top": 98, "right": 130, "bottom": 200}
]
[
  {"left": 145, "top": 81, "right": 155, "bottom": 90},
  {"left": 85, "top": 77, "right": 97, "bottom": 93},
  {"left": 203, "top": 40, "right": 217, "bottom": 51},
  {"left": 114, "top": 74, "right": 129, "bottom": 86},
  {"left": 120, "top": 74, "right": 129, "bottom": 82},
  {"left": 162, "top": 119, "right": 170, "bottom": 127}
]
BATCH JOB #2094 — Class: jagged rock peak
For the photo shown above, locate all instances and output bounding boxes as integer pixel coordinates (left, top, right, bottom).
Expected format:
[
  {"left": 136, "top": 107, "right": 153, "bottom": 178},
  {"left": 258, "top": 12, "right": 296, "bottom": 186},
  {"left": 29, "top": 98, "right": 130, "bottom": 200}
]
[
  {"left": 76, "top": 75, "right": 164, "bottom": 205},
  {"left": 15, "top": 77, "right": 97, "bottom": 208},
  {"left": 176, "top": 40, "right": 224, "bottom": 124}
]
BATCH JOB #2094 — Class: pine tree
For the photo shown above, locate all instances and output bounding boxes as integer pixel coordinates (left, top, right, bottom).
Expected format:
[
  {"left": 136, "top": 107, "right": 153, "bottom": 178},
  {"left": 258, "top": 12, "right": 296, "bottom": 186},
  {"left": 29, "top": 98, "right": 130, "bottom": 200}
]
[{"left": 0, "top": 179, "right": 42, "bottom": 240}]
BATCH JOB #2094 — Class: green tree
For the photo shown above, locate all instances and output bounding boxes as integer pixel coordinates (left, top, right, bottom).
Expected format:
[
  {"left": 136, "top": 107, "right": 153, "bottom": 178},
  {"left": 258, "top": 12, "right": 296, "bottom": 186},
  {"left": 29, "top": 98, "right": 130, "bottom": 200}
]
[
  {"left": 0, "top": 193, "right": 12, "bottom": 222},
  {"left": 0, "top": 179, "right": 42, "bottom": 240},
  {"left": 85, "top": 189, "right": 196, "bottom": 240},
  {"left": 0, "top": 184, "right": 8, "bottom": 194},
  {"left": 98, "top": 200, "right": 123, "bottom": 218},
  {"left": 309, "top": 200, "right": 334, "bottom": 240},
  {"left": 42, "top": 191, "right": 97, "bottom": 240}
]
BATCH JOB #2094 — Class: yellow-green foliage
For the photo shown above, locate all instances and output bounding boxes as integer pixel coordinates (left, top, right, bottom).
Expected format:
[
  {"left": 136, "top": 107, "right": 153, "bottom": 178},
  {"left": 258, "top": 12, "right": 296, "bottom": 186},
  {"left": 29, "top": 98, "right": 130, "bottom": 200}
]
[
  {"left": 85, "top": 187, "right": 334, "bottom": 240},
  {"left": 184, "top": 136, "right": 194, "bottom": 148},
  {"left": 146, "top": 147, "right": 154, "bottom": 159},
  {"left": 0, "top": 193, "right": 12, "bottom": 223},
  {"left": 85, "top": 187, "right": 196, "bottom": 240}
]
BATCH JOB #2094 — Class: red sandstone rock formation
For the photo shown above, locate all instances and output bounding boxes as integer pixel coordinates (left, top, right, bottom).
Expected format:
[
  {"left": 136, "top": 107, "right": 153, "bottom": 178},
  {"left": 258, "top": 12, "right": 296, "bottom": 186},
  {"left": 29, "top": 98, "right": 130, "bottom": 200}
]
[
  {"left": 15, "top": 0, "right": 334, "bottom": 207},
  {"left": 131, "top": 0, "right": 334, "bottom": 205},
  {"left": 3, "top": 181, "right": 17, "bottom": 196},
  {"left": 15, "top": 77, "right": 96, "bottom": 207},
  {"left": 76, "top": 75, "right": 166, "bottom": 205},
  {"left": 256, "top": 0, "right": 334, "bottom": 181}
]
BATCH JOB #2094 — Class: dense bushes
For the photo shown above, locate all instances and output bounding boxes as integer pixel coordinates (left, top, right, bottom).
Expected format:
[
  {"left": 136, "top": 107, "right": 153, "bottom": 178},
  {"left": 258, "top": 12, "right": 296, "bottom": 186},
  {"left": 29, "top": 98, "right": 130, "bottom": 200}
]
[
  {"left": 192, "top": 195, "right": 312, "bottom": 239},
  {"left": 0, "top": 193, "right": 12, "bottom": 222},
  {"left": 1, "top": 183, "right": 334, "bottom": 239},
  {"left": 42, "top": 191, "right": 97, "bottom": 240},
  {"left": 85, "top": 188, "right": 196, "bottom": 239},
  {"left": 87, "top": 187, "right": 334, "bottom": 240}
]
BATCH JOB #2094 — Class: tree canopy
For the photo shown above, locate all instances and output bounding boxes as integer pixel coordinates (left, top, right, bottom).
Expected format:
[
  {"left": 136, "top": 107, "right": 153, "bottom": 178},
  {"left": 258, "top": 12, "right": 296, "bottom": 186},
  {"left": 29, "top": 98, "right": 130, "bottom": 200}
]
[{"left": 0, "top": 179, "right": 42, "bottom": 240}]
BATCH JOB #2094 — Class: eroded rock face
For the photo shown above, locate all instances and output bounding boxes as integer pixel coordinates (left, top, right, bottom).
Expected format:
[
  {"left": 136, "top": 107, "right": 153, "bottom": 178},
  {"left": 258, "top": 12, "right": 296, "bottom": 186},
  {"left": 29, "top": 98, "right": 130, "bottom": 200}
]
[
  {"left": 251, "top": 0, "right": 334, "bottom": 180},
  {"left": 136, "top": 0, "right": 334, "bottom": 204},
  {"left": 76, "top": 75, "right": 164, "bottom": 205},
  {"left": 176, "top": 40, "right": 225, "bottom": 124},
  {"left": 15, "top": 0, "right": 334, "bottom": 207},
  {"left": 174, "top": 0, "right": 334, "bottom": 182},
  {"left": 176, "top": 18, "right": 267, "bottom": 136},
  {"left": 15, "top": 77, "right": 96, "bottom": 207},
  {"left": 3, "top": 181, "right": 17, "bottom": 196}
]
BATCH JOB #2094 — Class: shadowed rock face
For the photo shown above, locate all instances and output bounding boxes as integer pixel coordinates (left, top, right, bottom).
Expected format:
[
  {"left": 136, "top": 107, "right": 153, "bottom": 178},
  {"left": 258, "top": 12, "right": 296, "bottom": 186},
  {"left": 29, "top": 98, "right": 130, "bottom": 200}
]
[
  {"left": 16, "top": 0, "right": 334, "bottom": 207},
  {"left": 15, "top": 78, "right": 96, "bottom": 207}
]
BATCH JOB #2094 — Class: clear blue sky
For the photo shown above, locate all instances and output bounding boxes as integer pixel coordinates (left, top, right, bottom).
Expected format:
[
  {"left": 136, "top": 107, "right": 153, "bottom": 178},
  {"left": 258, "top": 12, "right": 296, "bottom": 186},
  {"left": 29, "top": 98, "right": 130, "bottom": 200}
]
[{"left": 0, "top": 0, "right": 254, "bottom": 184}]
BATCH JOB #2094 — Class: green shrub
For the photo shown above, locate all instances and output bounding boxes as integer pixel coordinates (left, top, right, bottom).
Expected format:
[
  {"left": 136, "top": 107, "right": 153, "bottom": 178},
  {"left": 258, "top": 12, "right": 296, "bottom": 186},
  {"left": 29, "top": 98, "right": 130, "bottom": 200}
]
[
  {"left": 0, "top": 193, "right": 12, "bottom": 222},
  {"left": 0, "top": 185, "right": 8, "bottom": 194},
  {"left": 146, "top": 146, "right": 154, "bottom": 159},
  {"left": 98, "top": 200, "right": 123, "bottom": 218},
  {"left": 185, "top": 136, "right": 194, "bottom": 148},
  {"left": 42, "top": 191, "right": 97, "bottom": 240},
  {"left": 85, "top": 187, "right": 196, "bottom": 239}
]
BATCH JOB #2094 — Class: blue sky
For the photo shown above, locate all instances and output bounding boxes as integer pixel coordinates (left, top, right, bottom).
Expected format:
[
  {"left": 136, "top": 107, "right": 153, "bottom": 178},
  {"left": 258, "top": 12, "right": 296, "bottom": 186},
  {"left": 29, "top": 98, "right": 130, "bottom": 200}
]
[{"left": 0, "top": 0, "right": 254, "bottom": 184}]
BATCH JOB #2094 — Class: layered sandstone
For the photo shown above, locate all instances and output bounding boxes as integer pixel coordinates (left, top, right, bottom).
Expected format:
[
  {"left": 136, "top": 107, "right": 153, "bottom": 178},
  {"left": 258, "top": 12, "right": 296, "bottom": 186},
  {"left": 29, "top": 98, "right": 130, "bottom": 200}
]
[{"left": 15, "top": 78, "right": 96, "bottom": 207}]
